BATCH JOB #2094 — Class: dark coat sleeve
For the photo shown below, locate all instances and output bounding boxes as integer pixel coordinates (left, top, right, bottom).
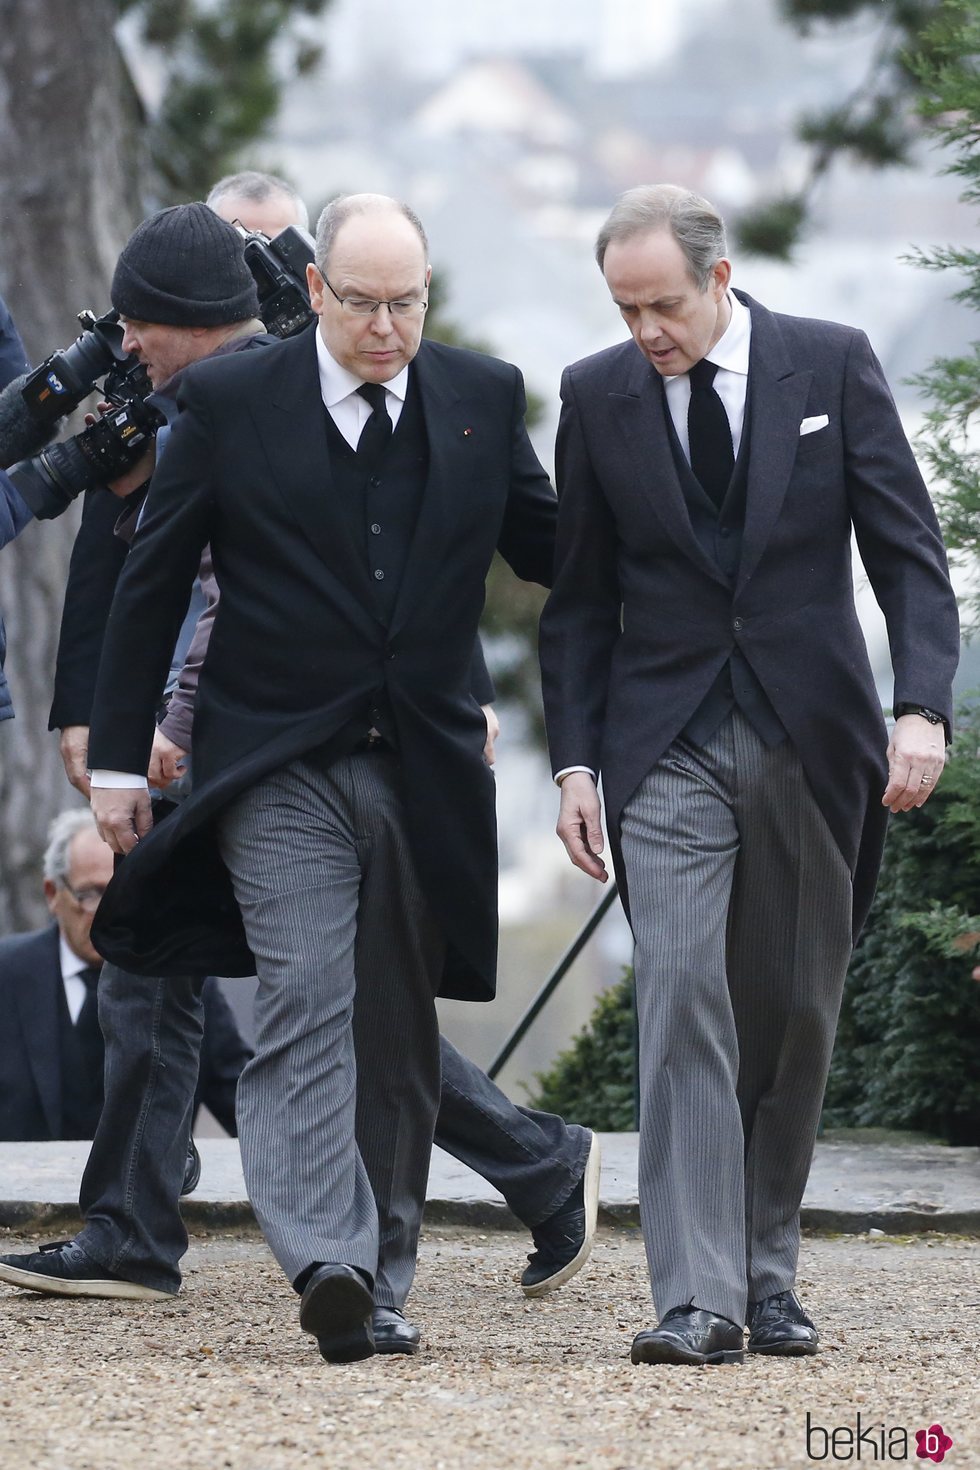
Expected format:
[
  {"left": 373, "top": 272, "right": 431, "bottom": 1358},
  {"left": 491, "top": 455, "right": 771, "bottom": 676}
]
[
  {"left": 194, "top": 977, "right": 252, "bottom": 1136},
  {"left": 48, "top": 488, "right": 136, "bottom": 730},
  {"left": 88, "top": 390, "right": 215, "bottom": 773},
  {"left": 538, "top": 366, "right": 623, "bottom": 776},
  {"left": 469, "top": 638, "right": 495, "bottom": 706},
  {"left": 841, "top": 330, "right": 959, "bottom": 726},
  {"left": 495, "top": 368, "right": 557, "bottom": 586}
]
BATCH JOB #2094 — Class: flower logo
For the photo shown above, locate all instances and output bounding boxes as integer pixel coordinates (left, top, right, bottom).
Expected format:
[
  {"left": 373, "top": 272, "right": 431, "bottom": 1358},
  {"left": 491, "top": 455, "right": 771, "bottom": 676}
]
[{"left": 916, "top": 1424, "right": 953, "bottom": 1463}]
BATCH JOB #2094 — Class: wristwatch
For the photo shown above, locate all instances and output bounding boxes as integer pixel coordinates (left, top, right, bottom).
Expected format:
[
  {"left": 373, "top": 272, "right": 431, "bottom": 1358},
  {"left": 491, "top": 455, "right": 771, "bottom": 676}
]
[{"left": 893, "top": 703, "right": 950, "bottom": 743}]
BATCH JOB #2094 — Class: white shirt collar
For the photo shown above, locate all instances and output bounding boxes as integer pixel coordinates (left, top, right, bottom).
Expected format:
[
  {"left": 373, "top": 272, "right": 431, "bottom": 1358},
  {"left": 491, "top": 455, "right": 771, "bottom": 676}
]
[
  {"left": 705, "top": 290, "right": 750, "bottom": 376},
  {"left": 314, "top": 325, "right": 410, "bottom": 408},
  {"left": 59, "top": 932, "right": 90, "bottom": 981}
]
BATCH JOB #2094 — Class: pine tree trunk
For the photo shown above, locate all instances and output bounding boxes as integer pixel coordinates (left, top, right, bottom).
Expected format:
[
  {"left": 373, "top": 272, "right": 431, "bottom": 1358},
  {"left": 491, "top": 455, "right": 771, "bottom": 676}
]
[{"left": 0, "top": 0, "right": 143, "bottom": 929}]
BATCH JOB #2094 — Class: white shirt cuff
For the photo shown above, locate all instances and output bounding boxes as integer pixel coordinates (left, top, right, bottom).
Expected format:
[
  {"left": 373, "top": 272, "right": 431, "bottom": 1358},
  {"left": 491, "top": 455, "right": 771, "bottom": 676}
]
[
  {"left": 90, "top": 769, "right": 149, "bottom": 790},
  {"left": 554, "top": 766, "right": 597, "bottom": 787}
]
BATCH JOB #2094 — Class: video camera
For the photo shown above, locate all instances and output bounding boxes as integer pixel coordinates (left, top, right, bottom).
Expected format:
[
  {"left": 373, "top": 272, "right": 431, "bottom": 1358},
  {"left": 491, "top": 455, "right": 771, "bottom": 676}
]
[
  {"left": 23, "top": 310, "right": 163, "bottom": 500},
  {"left": 235, "top": 222, "right": 317, "bottom": 340}
]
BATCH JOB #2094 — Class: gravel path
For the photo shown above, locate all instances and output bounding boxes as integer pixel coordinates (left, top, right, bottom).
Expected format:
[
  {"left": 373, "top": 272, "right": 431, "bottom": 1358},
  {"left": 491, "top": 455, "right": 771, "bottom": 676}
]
[{"left": 0, "top": 1226, "right": 976, "bottom": 1470}]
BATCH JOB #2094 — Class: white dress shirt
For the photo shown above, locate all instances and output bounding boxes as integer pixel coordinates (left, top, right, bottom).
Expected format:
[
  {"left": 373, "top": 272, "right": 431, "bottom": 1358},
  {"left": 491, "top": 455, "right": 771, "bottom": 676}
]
[
  {"left": 60, "top": 934, "right": 91, "bottom": 1023},
  {"left": 91, "top": 332, "right": 410, "bottom": 792},
  {"left": 314, "top": 325, "right": 409, "bottom": 446},
  {"left": 554, "top": 293, "right": 752, "bottom": 786}
]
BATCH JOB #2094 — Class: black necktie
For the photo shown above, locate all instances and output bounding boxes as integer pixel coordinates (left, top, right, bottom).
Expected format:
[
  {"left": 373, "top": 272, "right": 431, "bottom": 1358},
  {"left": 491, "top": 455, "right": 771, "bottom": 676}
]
[
  {"left": 687, "top": 358, "right": 734, "bottom": 510},
  {"left": 356, "top": 382, "right": 393, "bottom": 465},
  {"left": 74, "top": 965, "right": 104, "bottom": 1055}
]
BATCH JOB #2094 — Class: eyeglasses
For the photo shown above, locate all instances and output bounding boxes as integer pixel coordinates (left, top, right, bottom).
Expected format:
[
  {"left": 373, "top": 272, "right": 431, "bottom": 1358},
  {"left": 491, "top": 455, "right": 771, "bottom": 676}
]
[
  {"left": 321, "top": 276, "right": 428, "bottom": 318},
  {"left": 61, "top": 880, "right": 106, "bottom": 913}
]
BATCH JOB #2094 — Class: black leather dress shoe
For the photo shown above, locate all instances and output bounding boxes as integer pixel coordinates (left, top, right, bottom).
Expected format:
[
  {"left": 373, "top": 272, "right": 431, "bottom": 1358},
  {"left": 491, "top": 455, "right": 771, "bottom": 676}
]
[
  {"left": 747, "top": 1290, "right": 818, "bottom": 1356},
  {"left": 372, "top": 1306, "right": 421, "bottom": 1355},
  {"left": 631, "top": 1306, "right": 744, "bottom": 1366},
  {"left": 299, "top": 1264, "right": 375, "bottom": 1364}
]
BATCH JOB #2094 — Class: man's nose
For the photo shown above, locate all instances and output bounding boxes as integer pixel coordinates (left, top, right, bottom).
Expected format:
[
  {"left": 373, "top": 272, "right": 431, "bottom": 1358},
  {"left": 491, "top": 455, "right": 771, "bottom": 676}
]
[
  {"left": 369, "top": 305, "right": 395, "bottom": 336},
  {"left": 121, "top": 326, "right": 140, "bottom": 354},
  {"left": 637, "top": 311, "right": 665, "bottom": 346}
]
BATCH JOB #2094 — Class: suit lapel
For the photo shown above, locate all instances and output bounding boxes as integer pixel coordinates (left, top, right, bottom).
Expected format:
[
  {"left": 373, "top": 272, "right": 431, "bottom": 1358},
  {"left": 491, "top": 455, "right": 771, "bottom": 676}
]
[
  {"left": 609, "top": 352, "right": 729, "bottom": 588},
  {"left": 17, "top": 928, "right": 63, "bottom": 1137},
  {"left": 736, "top": 293, "right": 813, "bottom": 594},
  {"left": 255, "top": 329, "right": 382, "bottom": 625},
  {"left": 388, "top": 344, "right": 465, "bottom": 638}
]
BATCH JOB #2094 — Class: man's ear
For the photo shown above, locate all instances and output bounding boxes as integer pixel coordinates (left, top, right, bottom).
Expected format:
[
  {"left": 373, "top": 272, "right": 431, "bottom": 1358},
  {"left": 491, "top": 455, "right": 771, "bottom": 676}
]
[
  {"left": 43, "top": 878, "right": 58, "bottom": 915},
  {"left": 711, "top": 258, "right": 732, "bottom": 298},
  {"left": 307, "top": 262, "right": 326, "bottom": 314}
]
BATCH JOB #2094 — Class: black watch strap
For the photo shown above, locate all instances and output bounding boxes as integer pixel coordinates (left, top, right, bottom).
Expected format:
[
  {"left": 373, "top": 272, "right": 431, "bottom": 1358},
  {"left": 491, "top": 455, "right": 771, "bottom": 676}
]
[{"left": 894, "top": 703, "right": 951, "bottom": 743}]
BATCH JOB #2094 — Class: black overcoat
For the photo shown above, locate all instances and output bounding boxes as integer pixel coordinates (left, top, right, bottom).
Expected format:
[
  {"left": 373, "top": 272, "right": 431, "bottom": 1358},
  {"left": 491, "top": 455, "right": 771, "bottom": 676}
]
[
  {"left": 539, "top": 292, "right": 959, "bottom": 937},
  {"left": 89, "top": 329, "right": 556, "bottom": 1000}
]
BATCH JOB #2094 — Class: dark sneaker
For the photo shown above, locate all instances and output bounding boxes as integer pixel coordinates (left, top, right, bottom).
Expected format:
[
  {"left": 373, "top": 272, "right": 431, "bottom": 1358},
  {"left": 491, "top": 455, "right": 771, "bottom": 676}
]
[
  {"left": 521, "top": 1131, "right": 601, "bottom": 1297},
  {"left": 0, "top": 1239, "right": 171, "bottom": 1301}
]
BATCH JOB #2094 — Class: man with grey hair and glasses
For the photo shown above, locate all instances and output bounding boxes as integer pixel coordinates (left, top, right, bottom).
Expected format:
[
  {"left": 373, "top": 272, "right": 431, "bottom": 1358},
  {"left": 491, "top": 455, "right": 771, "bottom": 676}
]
[
  {"left": 540, "top": 183, "right": 958, "bottom": 1365},
  {"left": 80, "top": 192, "right": 559, "bottom": 1365},
  {"left": 0, "top": 810, "right": 249, "bottom": 1145}
]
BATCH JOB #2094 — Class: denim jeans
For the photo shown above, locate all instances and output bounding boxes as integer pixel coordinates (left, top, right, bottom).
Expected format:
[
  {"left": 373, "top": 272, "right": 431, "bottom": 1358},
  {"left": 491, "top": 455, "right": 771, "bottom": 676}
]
[{"left": 77, "top": 965, "right": 205, "bottom": 1293}]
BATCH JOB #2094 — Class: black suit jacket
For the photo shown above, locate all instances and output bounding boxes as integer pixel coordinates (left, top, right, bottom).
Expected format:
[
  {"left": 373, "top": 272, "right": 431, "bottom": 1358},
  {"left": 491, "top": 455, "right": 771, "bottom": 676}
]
[
  {"left": 89, "top": 330, "right": 556, "bottom": 1000},
  {"left": 540, "top": 292, "right": 959, "bottom": 936},
  {"left": 0, "top": 924, "right": 252, "bottom": 1139}
]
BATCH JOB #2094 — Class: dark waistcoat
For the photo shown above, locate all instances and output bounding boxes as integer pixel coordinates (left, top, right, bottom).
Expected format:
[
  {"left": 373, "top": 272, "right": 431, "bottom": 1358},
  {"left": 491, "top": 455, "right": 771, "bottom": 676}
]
[
  {"left": 321, "top": 373, "right": 429, "bottom": 625},
  {"left": 315, "top": 374, "right": 430, "bottom": 752},
  {"left": 664, "top": 388, "right": 786, "bottom": 749}
]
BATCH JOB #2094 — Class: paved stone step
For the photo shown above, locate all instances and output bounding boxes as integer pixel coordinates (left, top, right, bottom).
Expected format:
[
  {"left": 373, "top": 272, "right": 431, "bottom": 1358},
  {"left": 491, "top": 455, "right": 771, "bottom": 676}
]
[{"left": 1, "top": 1131, "right": 977, "bottom": 1236}]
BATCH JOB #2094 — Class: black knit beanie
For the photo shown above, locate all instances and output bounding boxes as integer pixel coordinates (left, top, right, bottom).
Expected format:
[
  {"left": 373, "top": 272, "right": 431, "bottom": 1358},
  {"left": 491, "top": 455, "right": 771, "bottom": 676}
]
[{"left": 111, "top": 202, "right": 260, "bottom": 326}]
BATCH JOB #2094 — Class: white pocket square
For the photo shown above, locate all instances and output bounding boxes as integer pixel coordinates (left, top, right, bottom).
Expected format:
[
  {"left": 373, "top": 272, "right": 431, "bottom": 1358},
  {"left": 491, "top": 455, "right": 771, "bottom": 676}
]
[{"left": 799, "top": 414, "right": 829, "bottom": 436}]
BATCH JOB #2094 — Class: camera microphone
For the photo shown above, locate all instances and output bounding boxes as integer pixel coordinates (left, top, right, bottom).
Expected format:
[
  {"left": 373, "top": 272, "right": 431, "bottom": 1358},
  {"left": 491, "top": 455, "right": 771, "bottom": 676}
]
[{"left": 0, "top": 373, "right": 63, "bottom": 469}]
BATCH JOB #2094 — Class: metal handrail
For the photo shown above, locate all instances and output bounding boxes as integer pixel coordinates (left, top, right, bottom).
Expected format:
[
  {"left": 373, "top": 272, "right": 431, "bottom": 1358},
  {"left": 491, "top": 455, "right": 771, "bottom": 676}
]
[{"left": 486, "top": 883, "right": 620, "bottom": 1080}]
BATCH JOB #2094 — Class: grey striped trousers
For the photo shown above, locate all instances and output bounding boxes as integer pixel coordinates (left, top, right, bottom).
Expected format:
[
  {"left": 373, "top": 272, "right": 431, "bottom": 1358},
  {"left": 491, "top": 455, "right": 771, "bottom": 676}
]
[
  {"left": 217, "top": 749, "right": 445, "bottom": 1308},
  {"left": 620, "top": 711, "right": 853, "bottom": 1326}
]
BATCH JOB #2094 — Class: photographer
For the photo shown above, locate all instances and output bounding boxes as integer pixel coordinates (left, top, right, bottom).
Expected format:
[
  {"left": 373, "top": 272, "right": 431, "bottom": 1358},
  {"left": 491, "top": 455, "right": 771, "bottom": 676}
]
[{"left": 0, "top": 202, "right": 270, "bottom": 1300}]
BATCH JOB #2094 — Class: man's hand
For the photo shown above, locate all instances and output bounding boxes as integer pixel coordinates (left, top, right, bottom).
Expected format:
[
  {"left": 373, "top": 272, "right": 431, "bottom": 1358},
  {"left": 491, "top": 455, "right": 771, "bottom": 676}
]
[
  {"left": 481, "top": 703, "right": 500, "bottom": 767},
  {"left": 91, "top": 787, "right": 153, "bottom": 855},
  {"left": 60, "top": 725, "right": 91, "bottom": 797},
  {"left": 882, "top": 713, "right": 947, "bottom": 813},
  {"left": 556, "top": 771, "right": 608, "bottom": 882},
  {"left": 84, "top": 405, "right": 156, "bottom": 498},
  {"left": 107, "top": 439, "right": 155, "bottom": 498},
  {"left": 148, "top": 727, "right": 187, "bottom": 789}
]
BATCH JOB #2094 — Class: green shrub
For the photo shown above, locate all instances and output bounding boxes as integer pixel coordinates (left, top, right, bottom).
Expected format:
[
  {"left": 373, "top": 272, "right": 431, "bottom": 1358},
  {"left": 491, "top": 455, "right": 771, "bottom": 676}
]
[
  {"left": 525, "top": 967, "right": 637, "bottom": 1131},
  {"left": 824, "top": 701, "right": 980, "bottom": 1144}
]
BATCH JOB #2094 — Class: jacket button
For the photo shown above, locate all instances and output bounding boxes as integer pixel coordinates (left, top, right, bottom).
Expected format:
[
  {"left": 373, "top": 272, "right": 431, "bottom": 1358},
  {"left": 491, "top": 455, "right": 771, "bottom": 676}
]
[
  {"left": 733, "top": 616, "right": 743, "bottom": 631},
  {"left": 374, "top": 569, "right": 385, "bottom": 580},
  {"left": 371, "top": 522, "right": 382, "bottom": 535}
]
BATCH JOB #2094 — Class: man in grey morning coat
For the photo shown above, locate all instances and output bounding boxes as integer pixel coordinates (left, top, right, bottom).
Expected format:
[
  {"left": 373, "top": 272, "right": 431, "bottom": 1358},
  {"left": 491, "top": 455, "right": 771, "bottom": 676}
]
[{"left": 539, "top": 184, "right": 959, "bottom": 1366}]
